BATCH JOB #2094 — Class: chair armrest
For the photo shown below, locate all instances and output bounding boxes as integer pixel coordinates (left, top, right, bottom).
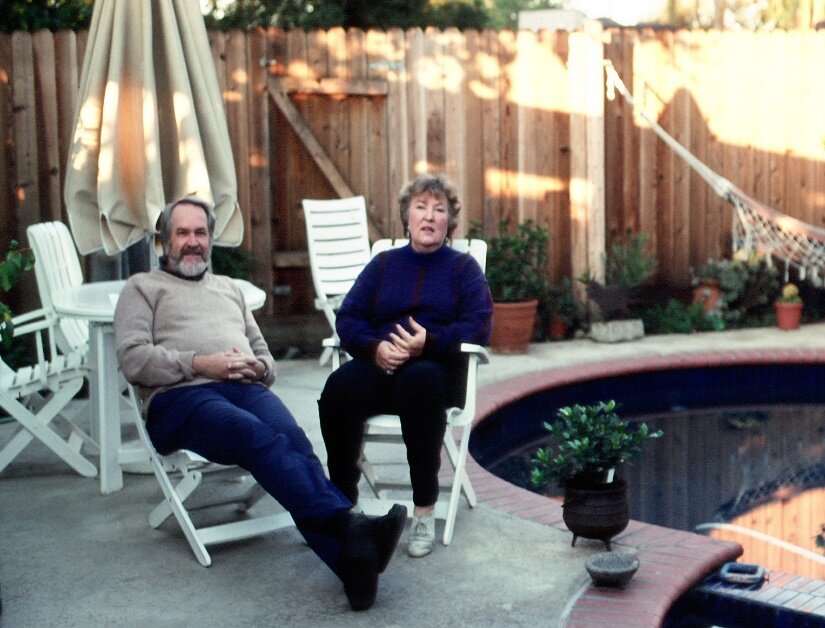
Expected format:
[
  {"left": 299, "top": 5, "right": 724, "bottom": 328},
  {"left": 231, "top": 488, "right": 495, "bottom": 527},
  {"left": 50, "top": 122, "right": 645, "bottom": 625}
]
[
  {"left": 10, "top": 308, "right": 53, "bottom": 337},
  {"left": 459, "top": 342, "right": 489, "bottom": 365}
]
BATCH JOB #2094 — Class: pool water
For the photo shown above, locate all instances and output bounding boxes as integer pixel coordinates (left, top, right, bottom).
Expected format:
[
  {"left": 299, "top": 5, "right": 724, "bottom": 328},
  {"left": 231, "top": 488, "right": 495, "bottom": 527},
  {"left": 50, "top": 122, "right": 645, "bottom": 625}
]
[{"left": 471, "top": 364, "right": 825, "bottom": 534}]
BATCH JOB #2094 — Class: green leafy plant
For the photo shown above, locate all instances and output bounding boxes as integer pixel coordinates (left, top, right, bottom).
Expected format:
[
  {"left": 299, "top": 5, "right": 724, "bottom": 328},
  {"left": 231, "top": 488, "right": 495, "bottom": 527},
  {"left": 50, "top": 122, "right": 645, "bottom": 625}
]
[
  {"left": 692, "top": 250, "right": 779, "bottom": 327},
  {"left": 530, "top": 400, "right": 663, "bottom": 489},
  {"left": 211, "top": 245, "right": 258, "bottom": 280},
  {"left": 0, "top": 240, "right": 35, "bottom": 349},
  {"left": 545, "top": 276, "right": 579, "bottom": 328},
  {"left": 580, "top": 231, "right": 658, "bottom": 321},
  {"left": 642, "top": 298, "right": 723, "bottom": 334},
  {"left": 467, "top": 219, "right": 549, "bottom": 303}
]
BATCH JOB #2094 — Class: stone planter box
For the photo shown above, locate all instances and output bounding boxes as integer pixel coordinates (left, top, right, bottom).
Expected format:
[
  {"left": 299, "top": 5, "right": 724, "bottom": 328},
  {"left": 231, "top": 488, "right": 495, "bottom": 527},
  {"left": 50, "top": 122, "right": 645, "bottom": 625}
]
[{"left": 589, "top": 319, "right": 644, "bottom": 343}]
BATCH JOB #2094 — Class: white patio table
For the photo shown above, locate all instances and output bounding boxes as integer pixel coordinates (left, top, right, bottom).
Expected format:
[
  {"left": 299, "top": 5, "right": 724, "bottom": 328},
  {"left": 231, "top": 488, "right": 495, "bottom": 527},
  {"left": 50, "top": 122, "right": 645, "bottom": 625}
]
[{"left": 52, "top": 278, "right": 267, "bottom": 494}]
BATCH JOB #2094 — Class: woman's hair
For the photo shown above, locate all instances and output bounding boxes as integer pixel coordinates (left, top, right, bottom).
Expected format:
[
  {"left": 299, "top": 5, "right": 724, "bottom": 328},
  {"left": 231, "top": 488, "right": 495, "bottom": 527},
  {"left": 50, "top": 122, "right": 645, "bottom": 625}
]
[
  {"left": 158, "top": 195, "right": 216, "bottom": 247},
  {"left": 398, "top": 173, "right": 461, "bottom": 238}
]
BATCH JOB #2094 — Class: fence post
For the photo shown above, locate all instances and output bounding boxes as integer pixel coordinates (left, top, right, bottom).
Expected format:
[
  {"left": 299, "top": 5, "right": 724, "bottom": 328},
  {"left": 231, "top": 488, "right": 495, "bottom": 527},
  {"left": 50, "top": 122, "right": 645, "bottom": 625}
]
[{"left": 568, "top": 20, "right": 605, "bottom": 300}]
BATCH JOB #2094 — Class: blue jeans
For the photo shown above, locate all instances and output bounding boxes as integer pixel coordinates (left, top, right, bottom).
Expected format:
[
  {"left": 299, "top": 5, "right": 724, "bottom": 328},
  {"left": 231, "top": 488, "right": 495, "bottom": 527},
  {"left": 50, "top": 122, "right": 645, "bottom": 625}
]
[{"left": 147, "top": 381, "right": 352, "bottom": 572}]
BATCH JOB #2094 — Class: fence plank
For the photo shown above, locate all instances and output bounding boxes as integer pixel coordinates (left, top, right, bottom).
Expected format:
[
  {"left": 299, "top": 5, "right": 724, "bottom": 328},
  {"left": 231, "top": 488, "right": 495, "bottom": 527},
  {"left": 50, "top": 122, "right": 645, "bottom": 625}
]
[
  {"left": 247, "top": 28, "right": 273, "bottom": 314},
  {"left": 0, "top": 34, "right": 13, "bottom": 252},
  {"left": 365, "top": 28, "right": 391, "bottom": 238}
]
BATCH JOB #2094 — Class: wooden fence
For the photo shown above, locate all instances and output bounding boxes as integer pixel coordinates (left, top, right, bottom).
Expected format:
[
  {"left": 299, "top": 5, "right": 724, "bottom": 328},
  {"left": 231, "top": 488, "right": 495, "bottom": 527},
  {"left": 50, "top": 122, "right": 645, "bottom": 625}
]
[{"left": 3, "top": 26, "right": 825, "bottom": 315}]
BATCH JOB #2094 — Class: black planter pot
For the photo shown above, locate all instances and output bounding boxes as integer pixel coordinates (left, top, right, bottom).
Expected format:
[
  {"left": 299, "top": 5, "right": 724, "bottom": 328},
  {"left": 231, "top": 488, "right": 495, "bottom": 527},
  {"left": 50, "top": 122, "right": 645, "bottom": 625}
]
[{"left": 562, "top": 477, "right": 629, "bottom": 550}]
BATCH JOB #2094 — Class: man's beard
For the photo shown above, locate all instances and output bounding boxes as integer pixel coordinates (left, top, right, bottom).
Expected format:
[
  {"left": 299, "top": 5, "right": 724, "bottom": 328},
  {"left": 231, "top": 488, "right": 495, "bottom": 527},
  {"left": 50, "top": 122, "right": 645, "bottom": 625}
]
[{"left": 168, "top": 245, "right": 210, "bottom": 277}]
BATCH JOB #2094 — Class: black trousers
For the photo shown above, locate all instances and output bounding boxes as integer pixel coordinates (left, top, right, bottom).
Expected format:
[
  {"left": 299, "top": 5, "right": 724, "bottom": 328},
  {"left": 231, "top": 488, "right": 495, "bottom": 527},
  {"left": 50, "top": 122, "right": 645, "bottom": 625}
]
[{"left": 319, "top": 356, "right": 463, "bottom": 507}]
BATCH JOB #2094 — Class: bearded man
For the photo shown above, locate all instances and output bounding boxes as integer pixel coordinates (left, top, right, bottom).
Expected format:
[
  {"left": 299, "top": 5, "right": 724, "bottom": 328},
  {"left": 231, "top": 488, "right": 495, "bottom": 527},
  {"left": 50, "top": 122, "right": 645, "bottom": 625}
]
[{"left": 114, "top": 196, "right": 405, "bottom": 612}]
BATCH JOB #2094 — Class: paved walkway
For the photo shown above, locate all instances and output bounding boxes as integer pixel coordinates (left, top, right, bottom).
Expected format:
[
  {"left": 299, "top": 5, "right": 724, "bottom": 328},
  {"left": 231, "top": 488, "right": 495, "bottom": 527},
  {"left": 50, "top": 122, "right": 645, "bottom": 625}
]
[{"left": 3, "top": 323, "right": 825, "bottom": 626}]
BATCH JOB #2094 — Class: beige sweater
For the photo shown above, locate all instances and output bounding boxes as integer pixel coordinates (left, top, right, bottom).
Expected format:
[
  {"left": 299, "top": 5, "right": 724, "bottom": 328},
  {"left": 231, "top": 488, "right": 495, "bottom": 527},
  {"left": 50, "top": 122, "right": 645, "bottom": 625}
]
[{"left": 114, "top": 269, "right": 276, "bottom": 409}]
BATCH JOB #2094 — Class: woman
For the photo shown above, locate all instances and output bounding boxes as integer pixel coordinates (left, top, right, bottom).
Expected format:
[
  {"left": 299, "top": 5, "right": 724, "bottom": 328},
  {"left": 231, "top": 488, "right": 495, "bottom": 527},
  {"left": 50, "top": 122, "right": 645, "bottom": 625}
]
[{"left": 318, "top": 173, "right": 493, "bottom": 558}]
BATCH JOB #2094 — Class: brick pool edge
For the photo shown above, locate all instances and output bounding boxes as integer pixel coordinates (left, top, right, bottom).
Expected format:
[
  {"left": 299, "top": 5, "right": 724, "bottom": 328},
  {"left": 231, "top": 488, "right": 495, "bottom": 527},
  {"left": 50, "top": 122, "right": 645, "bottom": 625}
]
[{"left": 468, "top": 347, "right": 825, "bottom": 627}]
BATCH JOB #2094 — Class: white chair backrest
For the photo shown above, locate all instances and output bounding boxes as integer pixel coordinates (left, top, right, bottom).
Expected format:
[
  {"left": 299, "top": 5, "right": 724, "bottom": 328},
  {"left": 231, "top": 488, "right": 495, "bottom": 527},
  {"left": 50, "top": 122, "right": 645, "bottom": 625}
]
[
  {"left": 26, "top": 222, "right": 89, "bottom": 354},
  {"left": 371, "top": 238, "right": 487, "bottom": 273},
  {"left": 302, "top": 196, "right": 372, "bottom": 304}
]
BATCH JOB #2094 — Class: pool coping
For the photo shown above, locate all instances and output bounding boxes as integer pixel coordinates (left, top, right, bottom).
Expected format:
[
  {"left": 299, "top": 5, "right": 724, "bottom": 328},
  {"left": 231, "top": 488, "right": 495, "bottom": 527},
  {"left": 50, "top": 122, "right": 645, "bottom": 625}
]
[{"left": 468, "top": 347, "right": 825, "bottom": 627}]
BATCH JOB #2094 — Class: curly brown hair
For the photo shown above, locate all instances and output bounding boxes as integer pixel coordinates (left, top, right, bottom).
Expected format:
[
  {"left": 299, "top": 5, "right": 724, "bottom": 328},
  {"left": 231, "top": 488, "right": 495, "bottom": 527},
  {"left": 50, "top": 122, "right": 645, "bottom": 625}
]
[{"left": 398, "top": 173, "right": 461, "bottom": 239}]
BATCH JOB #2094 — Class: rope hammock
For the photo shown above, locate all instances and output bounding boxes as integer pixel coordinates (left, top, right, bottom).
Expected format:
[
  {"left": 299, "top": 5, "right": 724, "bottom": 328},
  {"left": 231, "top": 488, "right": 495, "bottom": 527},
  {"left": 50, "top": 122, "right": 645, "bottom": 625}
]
[{"left": 603, "top": 60, "right": 825, "bottom": 284}]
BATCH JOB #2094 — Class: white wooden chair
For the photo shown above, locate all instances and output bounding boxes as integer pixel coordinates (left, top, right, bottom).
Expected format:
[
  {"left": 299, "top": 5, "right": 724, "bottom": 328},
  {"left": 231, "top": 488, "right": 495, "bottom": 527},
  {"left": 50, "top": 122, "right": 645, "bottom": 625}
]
[
  {"left": 26, "top": 221, "right": 149, "bottom": 473},
  {"left": 0, "top": 307, "right": 97, "bottom": 477},
  {"left": 302, "top": 196, "right": 371, "bottom": 365},
  {"left": 26, "top": 221, "right": 89, "bottom": 354},
  {"left": 324, "top": 238, "right": 489, "bottom": 545},
  {"left": 127, "top": 385, "right": 294, "bottom": 567}
]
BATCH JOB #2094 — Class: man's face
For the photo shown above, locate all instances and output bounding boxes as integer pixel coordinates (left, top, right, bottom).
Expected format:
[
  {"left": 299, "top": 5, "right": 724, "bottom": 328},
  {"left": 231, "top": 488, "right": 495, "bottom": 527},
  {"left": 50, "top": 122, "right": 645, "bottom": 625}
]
[{"left": 164, "top": 203, "right": 211, "bottom": 277}]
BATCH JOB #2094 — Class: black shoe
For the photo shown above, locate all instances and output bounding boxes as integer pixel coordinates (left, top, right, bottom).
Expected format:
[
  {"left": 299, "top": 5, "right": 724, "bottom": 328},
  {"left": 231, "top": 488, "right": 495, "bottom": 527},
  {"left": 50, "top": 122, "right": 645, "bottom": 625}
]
[
  {"left": 338, "top": 504, "right": 408, "bottom": 611},
  {"left": 373, "top": 504, "right": 407, "bottom": 572}
]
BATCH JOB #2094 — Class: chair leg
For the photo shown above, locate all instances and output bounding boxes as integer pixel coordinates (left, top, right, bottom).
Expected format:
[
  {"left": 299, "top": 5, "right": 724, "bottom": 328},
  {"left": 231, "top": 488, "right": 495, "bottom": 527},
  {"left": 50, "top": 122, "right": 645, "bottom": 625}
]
[
  {"left": 149, "top": 469, "right": 203, "bottom": 528},
  {"left": 318, "top": 345, "right": 333, "bottom": 367},
  {"left": 145, "top": 457, "right": 212, "bottom": 567},
  {"left": 0, "top": 384, "right": 97, "bottom": 477},
  {"left": 442, "top": 425, "right": 475, "bottom": 546}
]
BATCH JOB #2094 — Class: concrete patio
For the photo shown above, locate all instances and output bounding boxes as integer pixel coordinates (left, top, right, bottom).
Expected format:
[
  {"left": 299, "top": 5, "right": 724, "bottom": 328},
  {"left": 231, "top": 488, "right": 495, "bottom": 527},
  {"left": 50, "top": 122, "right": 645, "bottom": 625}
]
[{"left": 3, "top": 323, "right": 825, "bottom": 626}]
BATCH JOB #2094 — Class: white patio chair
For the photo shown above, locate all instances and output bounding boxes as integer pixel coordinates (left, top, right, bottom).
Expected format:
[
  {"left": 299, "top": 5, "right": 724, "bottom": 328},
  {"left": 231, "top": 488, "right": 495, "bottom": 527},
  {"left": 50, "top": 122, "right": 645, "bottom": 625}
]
[
  {"left": 302, "top": 196, "right": 371, "bottom": 366},
  {"left": 26, "top": 221, "right": 88, "bottom": 354},
  {"left": 126, "top": 385, "right": 294, "bottom": 567},
  {"left": 0, "top": 307, "right": 97, "bottom": 477},
  {"left": 324, "top": 238, "right": 489, "bottom": 545},
  {"left": 26, "top": 221, "right": 147, "bottom": 473}
]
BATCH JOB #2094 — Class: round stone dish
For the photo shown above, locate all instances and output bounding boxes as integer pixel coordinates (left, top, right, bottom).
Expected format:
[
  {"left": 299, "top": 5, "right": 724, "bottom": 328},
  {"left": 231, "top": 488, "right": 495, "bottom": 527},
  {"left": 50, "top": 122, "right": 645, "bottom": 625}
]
[{"left": 585, "top": 551, "right": 640, "bottom": 588}]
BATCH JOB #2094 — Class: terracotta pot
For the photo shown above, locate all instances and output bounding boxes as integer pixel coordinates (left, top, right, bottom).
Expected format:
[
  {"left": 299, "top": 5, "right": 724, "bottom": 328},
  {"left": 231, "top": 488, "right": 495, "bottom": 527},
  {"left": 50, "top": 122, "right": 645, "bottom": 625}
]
[
  {"left": 692, "top": 279, "right": 722, "bottom": 313},
  {"left": 489, "top": 299, "right": 538, "bottom": 354},
  {"left": 775, "top": 300, "right": 803, "bottom": 330},
  {"left": 562, "top": 477, "right": 629, "bottom": 551},
  {"left": 547, "top": 314, "right": 568, "bottom": 341}
]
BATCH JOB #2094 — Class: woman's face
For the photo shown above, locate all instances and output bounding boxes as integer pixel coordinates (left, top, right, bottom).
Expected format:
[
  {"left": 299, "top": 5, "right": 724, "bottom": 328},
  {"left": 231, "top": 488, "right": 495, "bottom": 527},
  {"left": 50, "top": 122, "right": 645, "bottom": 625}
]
[{"left": 407, "top": 191, "right": 449, "bottom": 253}]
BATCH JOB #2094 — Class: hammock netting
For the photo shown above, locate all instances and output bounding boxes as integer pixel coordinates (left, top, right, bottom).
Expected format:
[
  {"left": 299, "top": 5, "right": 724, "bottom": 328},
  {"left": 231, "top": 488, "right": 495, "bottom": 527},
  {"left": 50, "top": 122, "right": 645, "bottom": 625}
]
[{"left": 604, "top": 61, "right": 825, "bottom": 284}]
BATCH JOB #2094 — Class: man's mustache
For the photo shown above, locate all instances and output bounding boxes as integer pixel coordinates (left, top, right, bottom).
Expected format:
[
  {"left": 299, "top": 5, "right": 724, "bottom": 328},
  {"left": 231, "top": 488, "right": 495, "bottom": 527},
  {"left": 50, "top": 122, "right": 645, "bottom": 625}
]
[{"left": 180, "top": 246, "right": 205, "bottom": 257}]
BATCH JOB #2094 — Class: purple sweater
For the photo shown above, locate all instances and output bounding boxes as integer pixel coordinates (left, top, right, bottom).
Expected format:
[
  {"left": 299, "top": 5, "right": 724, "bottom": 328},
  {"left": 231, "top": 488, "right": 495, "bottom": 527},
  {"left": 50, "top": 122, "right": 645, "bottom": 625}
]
[{"left": 336, "top": 244, "right": 493, "bottom": 361}]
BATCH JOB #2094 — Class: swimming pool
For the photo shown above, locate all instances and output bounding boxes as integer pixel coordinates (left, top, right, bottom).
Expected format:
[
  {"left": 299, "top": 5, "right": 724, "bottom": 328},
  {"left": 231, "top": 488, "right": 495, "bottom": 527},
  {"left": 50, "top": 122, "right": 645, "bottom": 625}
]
[
  {"left": 472, "top": 363, "right": 825, "bottom": 530},
  {"left": 470, "top": 361, "right": 825, "bottom": 624}
]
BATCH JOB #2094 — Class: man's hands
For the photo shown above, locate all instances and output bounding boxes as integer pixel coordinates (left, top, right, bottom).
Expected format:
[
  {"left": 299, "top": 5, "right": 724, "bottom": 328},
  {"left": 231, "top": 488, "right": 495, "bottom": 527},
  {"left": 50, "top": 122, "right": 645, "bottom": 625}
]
[
  {"left": 376, "top": 316, "right": 427, "bottom": 373},
  {"left": 193, "top": 347, "right": 266, "bottom": 383}
]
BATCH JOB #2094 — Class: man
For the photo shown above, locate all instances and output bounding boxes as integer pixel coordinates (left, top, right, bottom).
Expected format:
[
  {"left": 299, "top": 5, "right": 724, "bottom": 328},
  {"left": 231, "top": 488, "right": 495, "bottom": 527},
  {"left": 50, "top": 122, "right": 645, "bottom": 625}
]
[{"left": 114, "top": 196, "right": 405, "bottom": 611}]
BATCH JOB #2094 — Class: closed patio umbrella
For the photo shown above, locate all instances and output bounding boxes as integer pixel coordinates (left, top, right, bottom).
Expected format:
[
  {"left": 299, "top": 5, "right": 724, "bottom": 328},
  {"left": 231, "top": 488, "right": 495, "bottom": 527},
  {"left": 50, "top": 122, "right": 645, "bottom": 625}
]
[{"left": 64, "top": 0, "right": 243, "bottom": 256}]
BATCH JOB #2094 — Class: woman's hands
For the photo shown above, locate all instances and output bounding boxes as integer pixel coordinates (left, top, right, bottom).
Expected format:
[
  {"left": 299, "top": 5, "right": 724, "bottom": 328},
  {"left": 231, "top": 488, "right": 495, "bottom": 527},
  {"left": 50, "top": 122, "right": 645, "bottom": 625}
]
[
  {"left": 376, "top": 316, "right": 427, "bottom": 373},
  {"left": 193, "top": 347, "right": 266, "bottom": 382}
]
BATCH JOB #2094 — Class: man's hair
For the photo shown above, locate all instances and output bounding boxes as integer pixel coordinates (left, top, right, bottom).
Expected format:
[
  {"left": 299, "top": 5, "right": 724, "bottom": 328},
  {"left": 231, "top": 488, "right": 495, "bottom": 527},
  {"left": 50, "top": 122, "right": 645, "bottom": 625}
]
[
  {"left": 158, "top": 196, "right": 216, "bottom": 247},
  {"left": 398, "top": 173, "right": 461, "bottom": 239}
]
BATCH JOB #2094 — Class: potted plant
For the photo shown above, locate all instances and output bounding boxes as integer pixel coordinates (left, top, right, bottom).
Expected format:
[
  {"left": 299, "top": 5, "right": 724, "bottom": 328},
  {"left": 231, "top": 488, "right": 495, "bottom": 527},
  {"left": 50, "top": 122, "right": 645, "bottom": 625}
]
[
  {"left": 775, "top": 282, "right": 803, "bottom": 330},
  {"left": 691, "top": 251, "right": 779, "bottom": 329},
  {"left": 544, "top": 277, "right": 578, "bottom": 341},
  {"left": 530, "top": 400, "right": 662, "bottom": 549},
  {"left": 580, "top": 231, "right": 657, "bottom": 343},
  {"left": 690, "top": 259, "right": 725, "bottom": 314},
  {"left": 468, "top": 219, "right": 549, "bottom": 354}
]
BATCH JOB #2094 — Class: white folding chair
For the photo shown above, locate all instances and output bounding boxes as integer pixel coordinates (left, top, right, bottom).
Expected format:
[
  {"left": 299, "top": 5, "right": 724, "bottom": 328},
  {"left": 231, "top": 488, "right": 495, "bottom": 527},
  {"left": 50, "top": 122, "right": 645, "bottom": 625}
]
[
  {"left": 26, "top": 222, "right": 89, "bottom": 354},
  {"left": 0, "top": 307, "right": 97, "bottom": 477},
  {"left": 325, "top": 238, "right": 489, "bottom": 545},
  {"left": 26, "top": 221, "right": 148, "bottom": 472},
  {"left": 126, "top": 385, "right": 294, "bottom": 567},
  {"left": 302, "top": 196, "right": 372, "bottom": 366}
]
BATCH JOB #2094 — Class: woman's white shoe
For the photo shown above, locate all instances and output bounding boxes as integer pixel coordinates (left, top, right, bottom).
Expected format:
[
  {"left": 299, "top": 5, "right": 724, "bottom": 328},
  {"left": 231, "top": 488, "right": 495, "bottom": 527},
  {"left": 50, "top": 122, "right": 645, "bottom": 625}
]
[{"left": 407, "top": 513, "right": 435, "bottom": 557}]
